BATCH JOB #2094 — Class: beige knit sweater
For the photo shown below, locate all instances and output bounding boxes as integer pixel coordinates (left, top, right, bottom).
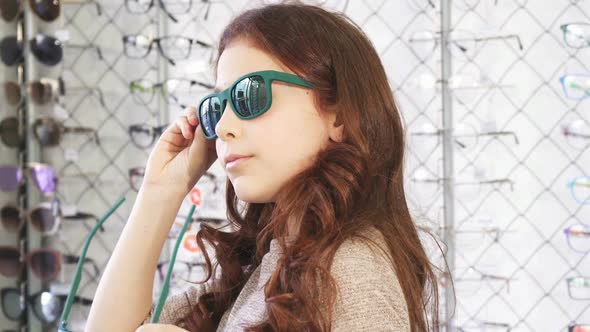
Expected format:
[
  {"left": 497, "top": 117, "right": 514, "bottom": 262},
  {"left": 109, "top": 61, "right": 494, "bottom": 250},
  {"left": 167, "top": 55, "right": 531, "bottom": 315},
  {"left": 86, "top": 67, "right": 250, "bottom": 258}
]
[{"left": 142, "top": 227, "right": 410, "bottom": 331}]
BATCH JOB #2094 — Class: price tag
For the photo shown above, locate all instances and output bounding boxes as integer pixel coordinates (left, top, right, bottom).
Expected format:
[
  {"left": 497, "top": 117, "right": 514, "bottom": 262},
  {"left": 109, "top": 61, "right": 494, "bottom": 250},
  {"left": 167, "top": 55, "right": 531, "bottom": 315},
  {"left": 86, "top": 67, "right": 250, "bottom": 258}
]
[
  {"left": 182, "top": 233, "right": 200, "bottom": 253},
  {"left": 54, "top": 30, "right": 71, "bottom": 42},
  {"left": 64, "top": 148, "right": 79, "bottom": 162},
  {"left": 190, "top": 187, "right": 202, "bottom": 206}
]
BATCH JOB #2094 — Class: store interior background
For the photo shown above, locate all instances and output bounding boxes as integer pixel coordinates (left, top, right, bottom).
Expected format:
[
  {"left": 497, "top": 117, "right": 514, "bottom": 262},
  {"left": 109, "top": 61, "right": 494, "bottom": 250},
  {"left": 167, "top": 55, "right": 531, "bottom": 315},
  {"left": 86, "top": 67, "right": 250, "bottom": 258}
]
[{"left": 0, "top": 0, "right": 589, "bottom": 331}]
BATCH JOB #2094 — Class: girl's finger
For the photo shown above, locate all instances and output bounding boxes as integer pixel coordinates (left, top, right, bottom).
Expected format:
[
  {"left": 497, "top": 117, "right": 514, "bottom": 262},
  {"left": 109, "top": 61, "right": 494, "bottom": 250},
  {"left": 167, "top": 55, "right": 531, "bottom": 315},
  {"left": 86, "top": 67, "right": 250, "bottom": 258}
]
[{"left": 186, "top": 107, "right": 199, "bottom": 126}]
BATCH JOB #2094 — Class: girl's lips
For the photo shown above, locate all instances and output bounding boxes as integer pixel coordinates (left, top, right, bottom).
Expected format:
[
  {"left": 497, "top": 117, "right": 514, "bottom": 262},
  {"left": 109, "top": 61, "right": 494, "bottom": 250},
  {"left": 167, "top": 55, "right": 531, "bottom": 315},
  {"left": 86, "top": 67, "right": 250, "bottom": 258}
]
[{"left": 226, "top": 156, "right": 252, "bottom": 170}]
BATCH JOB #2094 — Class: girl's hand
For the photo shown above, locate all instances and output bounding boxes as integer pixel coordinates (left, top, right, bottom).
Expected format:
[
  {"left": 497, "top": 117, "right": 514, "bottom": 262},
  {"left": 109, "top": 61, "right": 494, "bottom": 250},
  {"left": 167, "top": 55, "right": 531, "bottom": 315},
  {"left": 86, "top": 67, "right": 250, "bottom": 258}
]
[
  {"left": 135, "top": 323, "right": 190, "bottom": 332},
  {"left": 143, "top": 107, "right": 218, "bottom": 197}
]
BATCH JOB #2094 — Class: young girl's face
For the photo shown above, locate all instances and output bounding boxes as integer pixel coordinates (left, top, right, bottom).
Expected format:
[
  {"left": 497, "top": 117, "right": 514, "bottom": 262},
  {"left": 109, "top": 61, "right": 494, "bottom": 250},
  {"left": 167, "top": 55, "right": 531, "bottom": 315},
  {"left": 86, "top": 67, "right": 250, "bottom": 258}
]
[{"left": 214, "top": 39, "right": 342, "bottom": 203}]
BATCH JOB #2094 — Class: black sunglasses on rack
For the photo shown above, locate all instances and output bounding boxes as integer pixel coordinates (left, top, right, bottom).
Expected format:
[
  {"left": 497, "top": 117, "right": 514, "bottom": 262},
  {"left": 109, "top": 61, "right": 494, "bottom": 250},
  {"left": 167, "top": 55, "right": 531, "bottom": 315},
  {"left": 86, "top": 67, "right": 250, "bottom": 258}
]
[
  {"left": 1, "top": 287, "right": 92, "bottom": 323},
  {"left": 122, "top": 34, "right": 213, "bottom": 66},
  {"left": 0, "top": 34, "right": 103, "bottom": 67},
  {"left": 0, "top": 0, "right": 102, "bottom": 22}
]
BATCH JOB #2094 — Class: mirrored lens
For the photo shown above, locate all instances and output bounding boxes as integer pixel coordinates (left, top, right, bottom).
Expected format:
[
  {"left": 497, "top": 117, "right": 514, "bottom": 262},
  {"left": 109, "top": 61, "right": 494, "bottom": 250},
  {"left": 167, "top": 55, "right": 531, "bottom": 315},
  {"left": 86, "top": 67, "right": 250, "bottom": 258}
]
[
  {"left": 0, "top": 0, "right": 20, "bottom": 21},
  {"left": 3, "top": 81, "right": 21, "bottom": 105},
  {"left": 29, "top": 250, "right": 60, "bottom": 280},
  {"left": 200, "top": 97, "right": 223, "bottom": 137},
  {"left": 30, "top": 34, "right": 63, "bottom": 66},
  {"left": 28, "top": 0, "right": 60, "bottom": 22},
  {"left": 2, "top": 288, "right": 22, "bottom": 320},
  {"left": 0, "top": 116, "right": 20, "bottom": 148},
  {"left": 0, "top": 205, "right": 22, "bottom": 232},
  {"left": 231, "top": 75, "right": 267, "bottom": 117},
  {"left": 0, "top": 247, "right": 20, "bottom": 277},
  {"left": 125, "top": 0, "right": 153, "bottom": 13},
  {"left": 158, "top": 37, "right": 191, "bottom": 60},
  {"left": 0, "top": 37, "right": 23, "bottom": 66},
  {"left": 30, "top": 206, "right": 56, "bottom": 234}
]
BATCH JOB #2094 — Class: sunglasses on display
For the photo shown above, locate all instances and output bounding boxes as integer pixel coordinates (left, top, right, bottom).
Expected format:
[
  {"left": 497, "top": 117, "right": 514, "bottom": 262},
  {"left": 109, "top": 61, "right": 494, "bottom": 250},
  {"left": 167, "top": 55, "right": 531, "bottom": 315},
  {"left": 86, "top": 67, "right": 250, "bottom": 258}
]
[
  {"left": 0, "top": 116, "right": 98, "bottom": 148},
  {"left": 155, "top": 260, "right": 206, "bottom": 289},
  {"left": 561, "top": 23, "right": 590, "bottom": 48},
  {"left": 0, "top": 163, "right": 57, "bottom": 195},
  {"left": 125, "top": 0, "right": 192, "bottom": 23},
  {"left": 3, "top": 77, "right": 65, "bottom": 106},
  {"left": 0, "top": 0, "right": 101, "bottom": 22},
  {"left": 129, "top": 78, "right": 214, "bottom": 108},
  {"left": 0, "top": 246, "right": 100, "bottom": 281},
  {"left": 198, "top": 70, "right": 315, "bottom": 139},
  {"left": 2, "top": 77, "right": 105, "bottom": 107},
  {"left": 128, "top": 123, "right": 168, "bottom": 149},
  {"left": 0, "top": 35, "right": 63, "bottom": 67},
  {"left": 122, "top": 34, "right": 213, "bottom": 66},
  {"left": 1, "top": 287, "right": 92, "bottom": 323},
  {"left": 0, "top": 201, "right": 102, "bottom": 236}
]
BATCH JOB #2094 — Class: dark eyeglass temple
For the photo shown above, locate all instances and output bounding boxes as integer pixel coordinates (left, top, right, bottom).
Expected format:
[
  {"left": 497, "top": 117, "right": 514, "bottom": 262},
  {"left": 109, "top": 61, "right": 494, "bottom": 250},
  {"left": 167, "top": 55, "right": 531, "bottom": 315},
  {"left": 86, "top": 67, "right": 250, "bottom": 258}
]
[{"left": 58, "top": 197, "right": 125, "bottom": 332}]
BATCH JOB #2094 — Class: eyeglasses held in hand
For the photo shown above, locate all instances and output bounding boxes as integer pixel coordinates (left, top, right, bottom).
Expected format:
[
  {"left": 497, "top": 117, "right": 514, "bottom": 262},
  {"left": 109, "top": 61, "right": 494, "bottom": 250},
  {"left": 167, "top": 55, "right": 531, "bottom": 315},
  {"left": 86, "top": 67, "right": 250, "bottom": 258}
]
[
  {"left": 1, "top": 287, "right": 92, "bottom": 323},
  {"left": 129, "top": 78, "right": 214, "bottom": 108},
  {"left": 563, "top": 223, "right": 590, "bottom": 254},
  {"left": 128, "top": 123, "right": 168, "bottom": 149},
  {"left": 566, "top": 276, "right": 590, "bottom": 300},
  {"left": 122, "top": 34, "right": 213, "bottom": 66},
  {"left": 0, "top": 0, "right": 102, "bottom": 22},
  {"left": 58, "top": 197, "right": 125, "bottom": 332},
  {"left": 125, "top": 0, "right": 192, "bottom": 23},
  {"left": 561, "top": 23, "right": 590, "bottom": 48},
  {"left": 567, "top": 176, "right": 590, "bottom": 205},
  {"left": 0, "top": 200, "right": 103, "bottom": 236},
  {"left": 0, "top": 246, "right": 100, "bottom": 281},
  {"left": 0, "top": 163, "right": 58, "bottom": 195}
]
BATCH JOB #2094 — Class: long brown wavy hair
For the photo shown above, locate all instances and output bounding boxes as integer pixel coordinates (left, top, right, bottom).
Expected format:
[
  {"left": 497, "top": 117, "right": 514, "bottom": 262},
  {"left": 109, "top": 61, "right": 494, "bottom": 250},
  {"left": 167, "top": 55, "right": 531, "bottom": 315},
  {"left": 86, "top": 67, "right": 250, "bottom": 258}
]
[{"left": 183, "top": 2, "right": 441, "bottom": 331}]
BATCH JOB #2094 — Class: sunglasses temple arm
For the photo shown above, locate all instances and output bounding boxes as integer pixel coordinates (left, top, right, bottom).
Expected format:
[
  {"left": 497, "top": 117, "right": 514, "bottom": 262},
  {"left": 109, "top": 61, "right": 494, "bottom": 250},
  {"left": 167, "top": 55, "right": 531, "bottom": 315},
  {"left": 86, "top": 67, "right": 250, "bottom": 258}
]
[
  {"left": 157, "top": 1, "right": 179, "bottom": 23},
  {"left": 58, "top": 196, "right": 126, "bottom": 332},
  {"left": 66, "top": 44, "right": 104, "bottom": 60},
  {"left": 152, "top": 204, "right": 197, "bottom": 323}
]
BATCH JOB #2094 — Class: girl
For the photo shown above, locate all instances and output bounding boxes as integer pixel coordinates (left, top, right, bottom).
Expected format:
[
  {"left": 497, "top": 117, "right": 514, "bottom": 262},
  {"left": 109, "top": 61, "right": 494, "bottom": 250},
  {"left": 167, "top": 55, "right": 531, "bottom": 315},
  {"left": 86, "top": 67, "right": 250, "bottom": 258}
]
[{"left": 87, "top": 3, "right": 441, "bottom": 332}]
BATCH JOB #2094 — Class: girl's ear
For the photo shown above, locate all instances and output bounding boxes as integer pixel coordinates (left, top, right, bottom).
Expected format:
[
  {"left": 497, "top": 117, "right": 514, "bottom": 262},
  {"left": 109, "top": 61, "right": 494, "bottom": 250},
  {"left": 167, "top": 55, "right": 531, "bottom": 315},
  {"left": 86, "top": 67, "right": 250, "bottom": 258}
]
[{"left": 327, "top": 112, "right": 344, "bottom": 143}]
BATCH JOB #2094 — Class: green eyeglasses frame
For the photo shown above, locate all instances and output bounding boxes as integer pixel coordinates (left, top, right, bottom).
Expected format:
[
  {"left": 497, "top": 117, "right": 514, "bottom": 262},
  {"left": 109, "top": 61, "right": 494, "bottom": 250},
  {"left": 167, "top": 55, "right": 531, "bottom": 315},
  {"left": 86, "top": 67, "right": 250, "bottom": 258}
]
[{"left": 197, "top": 70, "right": 315, "bottom": 140}]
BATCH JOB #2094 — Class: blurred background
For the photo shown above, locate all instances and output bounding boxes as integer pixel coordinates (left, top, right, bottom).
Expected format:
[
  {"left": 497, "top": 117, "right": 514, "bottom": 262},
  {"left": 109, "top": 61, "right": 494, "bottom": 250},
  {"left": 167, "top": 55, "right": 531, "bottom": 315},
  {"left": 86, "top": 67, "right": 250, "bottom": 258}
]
[{"left": 0, "top": 0, "right": 588, "bottom": 331}]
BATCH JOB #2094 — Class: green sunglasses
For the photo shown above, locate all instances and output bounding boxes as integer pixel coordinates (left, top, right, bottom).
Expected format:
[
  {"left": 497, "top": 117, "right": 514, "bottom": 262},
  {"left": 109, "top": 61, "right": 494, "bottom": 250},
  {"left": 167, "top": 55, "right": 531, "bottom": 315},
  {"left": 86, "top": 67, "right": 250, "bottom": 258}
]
[{"left": 197, "top": 70, "right": 314, "bottom": 140}]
